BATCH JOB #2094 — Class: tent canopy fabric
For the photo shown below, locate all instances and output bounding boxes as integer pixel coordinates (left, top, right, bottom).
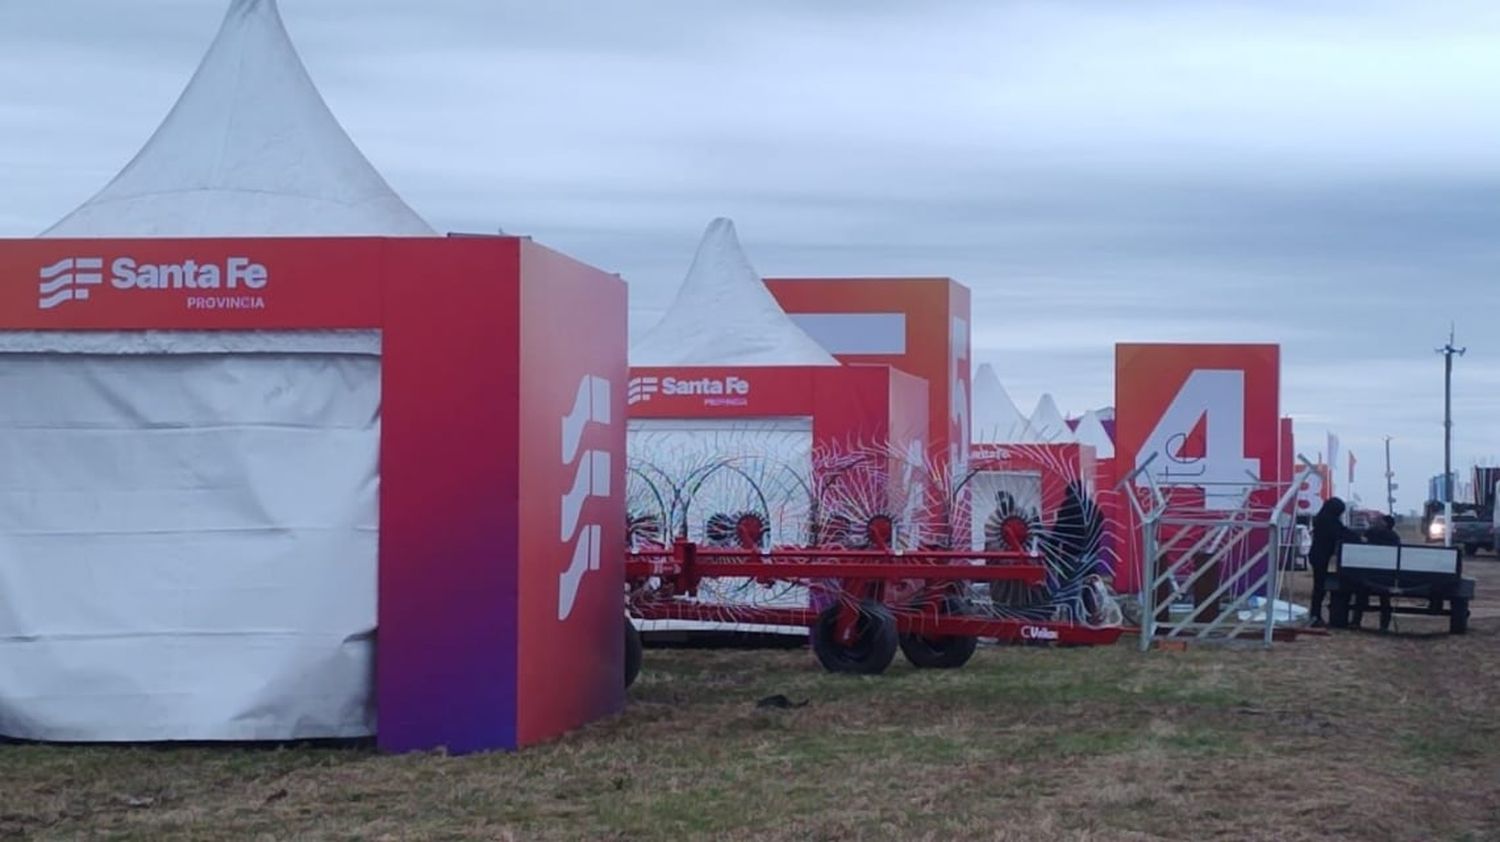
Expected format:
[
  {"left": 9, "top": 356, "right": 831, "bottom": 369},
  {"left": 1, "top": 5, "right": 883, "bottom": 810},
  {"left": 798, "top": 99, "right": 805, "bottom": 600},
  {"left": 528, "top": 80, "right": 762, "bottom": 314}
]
[
  {"left": 1071, "top": 409, "right": 1115, "bottom": 459},
  {"left": 1026, "top": 394, "right": 1074, "bottom": 444},
  {"left": 971, "top": 362, "right": 1030, "bottom": 444},
  {"left": 630, "top": 218, "right": 840, "bottom": 367},
  {"left": 41, "top": 0, "right": 432, "bottom": 238}
]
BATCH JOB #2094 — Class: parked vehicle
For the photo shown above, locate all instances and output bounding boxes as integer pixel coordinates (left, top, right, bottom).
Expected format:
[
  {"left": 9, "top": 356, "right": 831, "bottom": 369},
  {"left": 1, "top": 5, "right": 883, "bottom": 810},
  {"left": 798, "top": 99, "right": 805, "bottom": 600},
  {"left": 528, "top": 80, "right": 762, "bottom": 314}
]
[
  {"left": 1427, "top": 512, "right": 1447, "bottom": 544},
  {"left": 1450, "top": 512, "right": 1493, "bottom": 557},
  {"left": 1492, "top": 482, "right": 1500, "bottom": 555}
]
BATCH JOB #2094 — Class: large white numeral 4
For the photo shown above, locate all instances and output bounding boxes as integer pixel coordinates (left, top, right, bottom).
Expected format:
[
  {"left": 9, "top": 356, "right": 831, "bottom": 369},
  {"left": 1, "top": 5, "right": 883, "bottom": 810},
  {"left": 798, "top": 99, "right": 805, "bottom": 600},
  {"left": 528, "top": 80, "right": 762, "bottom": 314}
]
[{"left": 1135, "top": 369, "right": 1260, "bottom": 511}]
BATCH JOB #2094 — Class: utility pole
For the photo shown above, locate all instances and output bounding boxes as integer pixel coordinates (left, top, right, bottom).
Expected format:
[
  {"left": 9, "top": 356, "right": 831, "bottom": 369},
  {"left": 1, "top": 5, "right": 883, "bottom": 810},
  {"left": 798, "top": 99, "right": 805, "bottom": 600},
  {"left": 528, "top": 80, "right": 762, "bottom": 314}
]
[
  {"left": 1437, "top": 325, "right": 1466, "bottom": 547},
  {"left": 1384, "top": 436, "right": 1395, "bottom": 517}
]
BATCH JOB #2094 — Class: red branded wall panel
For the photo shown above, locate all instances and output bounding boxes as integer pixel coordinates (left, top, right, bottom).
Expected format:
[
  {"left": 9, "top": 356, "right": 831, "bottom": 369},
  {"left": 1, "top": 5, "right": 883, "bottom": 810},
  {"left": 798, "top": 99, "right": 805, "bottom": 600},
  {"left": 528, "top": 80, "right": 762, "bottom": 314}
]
[
  {"left": 1114, "top": 344, "right": 1281, "bottom": 594},
  {"left": 379, "top": 239, "right": 524, "bottom": 754},
  {"left": 1078, "top": 447, "right": 1098, "bottom": 500},
  {"left": 626, "top": 363, "right": 933, "bottom": 541},
  {"left": 811, "top": 366, "right": 924, "bottom": 454},
  {"left": 626, "top": 364, "right": 926, "bottom": 454},
  {"left": 626, "top": 366, "right": 817, "bottom": 419},
  {"left": 0, "top": 239, "right": 384, "bottom": 328},
  {"left": 1115, "top": 344, "right": 1280, "bottom": 500},
  {"left": 1279, "top": 417, "right": 1295, "bottom": 489},
  {"left": 1094, "top": 457, "right": 1131, "bottom": 588},
  {"left": 516, "top": 241, "right": 628, "bottom": 747},
  {"left": 884, "top": 369, "right": 931, "bottom": 465},
  {"left": 763, "top": 278, "right": 970, "bottom": 477},
  {"left": 885, "top": 370, "right": 933, "bottom": 542},
  {"left": 0, "top": 237, "right": 628, "bottom": 755},
  {"left": 813, "top": 367, "right": 930, "bottom": 539}
]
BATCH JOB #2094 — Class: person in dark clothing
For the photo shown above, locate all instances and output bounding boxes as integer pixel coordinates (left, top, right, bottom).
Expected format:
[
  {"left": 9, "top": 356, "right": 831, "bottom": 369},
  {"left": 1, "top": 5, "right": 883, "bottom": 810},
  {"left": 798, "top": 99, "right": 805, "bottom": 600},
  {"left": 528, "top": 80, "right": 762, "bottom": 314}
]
[
  {"left": 1353, "top": 515, "right": 1400, "bottom": 628},
  {"left": 1308, "top": 497, "right": 1364, "bottom": 627},
  {"left": 1364, "top": 514, "right": 1400, "bottom": 546}
]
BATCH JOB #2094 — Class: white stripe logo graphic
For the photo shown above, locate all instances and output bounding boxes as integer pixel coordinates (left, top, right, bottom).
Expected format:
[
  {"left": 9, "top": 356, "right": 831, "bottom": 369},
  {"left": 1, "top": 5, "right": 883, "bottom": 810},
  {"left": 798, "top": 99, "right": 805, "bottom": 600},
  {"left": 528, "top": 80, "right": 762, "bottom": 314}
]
[
  {"left": 38, "top": 257, "right": 104, "bottom": 310},
  {"left": 626, "top": 376, "right": 659, "bottom": 405},
  {"left": 559, "top": 375, "right": 613, "bottom": 621}
]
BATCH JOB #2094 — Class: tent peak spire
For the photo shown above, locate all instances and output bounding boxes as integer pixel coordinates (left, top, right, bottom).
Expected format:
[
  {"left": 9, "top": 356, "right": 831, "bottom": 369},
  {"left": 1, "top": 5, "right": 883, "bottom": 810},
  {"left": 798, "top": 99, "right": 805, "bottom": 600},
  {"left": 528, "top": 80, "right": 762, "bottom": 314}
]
[
  {"left": 41, "top": 0, "right": 433, "bottom": 238},
  {"left": 630, "top": 217, "right": 841, "bottom": 367}
]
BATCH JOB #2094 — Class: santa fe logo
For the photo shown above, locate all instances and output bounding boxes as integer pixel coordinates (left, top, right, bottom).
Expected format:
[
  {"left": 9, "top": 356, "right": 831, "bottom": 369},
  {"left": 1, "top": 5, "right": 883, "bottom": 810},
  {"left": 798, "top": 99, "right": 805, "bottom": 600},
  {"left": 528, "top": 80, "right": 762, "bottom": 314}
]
[
  {"left": 38, "top": 256, "right": 270, "bottom": 311},
  {"left": 626, "top": 376, "right": 659, "bottom": 405},
  {"left": 37, "top": 258, "right": 104, "bottom": 310},
  {"left": 627, "top": 375, "right": 750, "bottom": 405}
]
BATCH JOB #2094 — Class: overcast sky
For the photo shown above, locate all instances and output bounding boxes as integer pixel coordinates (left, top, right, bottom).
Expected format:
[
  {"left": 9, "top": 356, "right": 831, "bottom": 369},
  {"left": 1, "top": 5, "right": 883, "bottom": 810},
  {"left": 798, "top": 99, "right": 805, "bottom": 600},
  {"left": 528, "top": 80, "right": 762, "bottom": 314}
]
[{"left": 3, "top": 0, "right": 1498, "bottom": 511}]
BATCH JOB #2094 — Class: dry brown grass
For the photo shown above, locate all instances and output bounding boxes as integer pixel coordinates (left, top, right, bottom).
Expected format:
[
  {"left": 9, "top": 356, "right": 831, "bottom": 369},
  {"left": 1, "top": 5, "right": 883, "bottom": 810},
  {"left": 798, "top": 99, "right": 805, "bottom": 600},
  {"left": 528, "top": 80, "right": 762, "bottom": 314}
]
[{"left": 4, "top": 559, "right": 1499, "bottom": 841}]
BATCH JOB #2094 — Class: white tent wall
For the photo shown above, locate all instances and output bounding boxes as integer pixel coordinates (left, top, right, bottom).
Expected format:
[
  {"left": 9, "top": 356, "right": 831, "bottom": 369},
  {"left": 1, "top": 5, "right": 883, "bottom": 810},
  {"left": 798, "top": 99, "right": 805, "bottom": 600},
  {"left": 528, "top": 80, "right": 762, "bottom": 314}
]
[
  {"left": 0, "top": 337, "right": 380, "bottom": 741},
  {"left": 627, "top": 417, "right": 814, "bottom": 635}
]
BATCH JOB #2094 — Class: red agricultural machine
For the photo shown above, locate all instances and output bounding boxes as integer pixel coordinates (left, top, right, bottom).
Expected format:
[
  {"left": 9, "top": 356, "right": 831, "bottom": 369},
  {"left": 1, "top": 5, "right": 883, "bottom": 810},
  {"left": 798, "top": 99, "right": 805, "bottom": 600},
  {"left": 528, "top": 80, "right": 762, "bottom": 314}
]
[
  {"left": 622, "top": 440, "right": 1127, "bottom": 685},
  {"left": 624, "top": 512, "right": 1124, "bottom": 683}
]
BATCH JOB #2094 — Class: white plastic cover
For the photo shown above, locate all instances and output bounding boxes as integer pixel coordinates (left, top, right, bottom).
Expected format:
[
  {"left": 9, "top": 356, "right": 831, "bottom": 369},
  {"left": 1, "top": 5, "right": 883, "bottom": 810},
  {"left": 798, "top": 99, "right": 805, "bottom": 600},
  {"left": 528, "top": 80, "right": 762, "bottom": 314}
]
[
  {"left": 0, "top": 351, "right": 379, "bottom": 741},
  {"left": 971, "top": 363, "right": 1030, "bottom": 444},
  {"left": 1340, "top": 543, "right": 1398, "bottom": 572},
  {"left": 1398, "top": 546, "right": 1459, "bottom": 575},
  {"left": 41, "top": 0, "right": 432, "bottom": 238},
  {"left": 630, "top": 218, "right": 840, "bottom": 367},
  {"left": 1239, "top": 597, "right": 1309, "bottom": 624},
  {"left": 627, "top": 418, "right": 814, "bottom": 634}
]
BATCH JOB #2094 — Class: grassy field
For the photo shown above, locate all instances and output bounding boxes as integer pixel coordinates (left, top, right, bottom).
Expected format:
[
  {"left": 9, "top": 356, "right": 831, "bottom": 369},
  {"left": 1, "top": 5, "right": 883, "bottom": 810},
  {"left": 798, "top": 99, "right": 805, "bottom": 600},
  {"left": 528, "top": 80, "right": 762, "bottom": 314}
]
[{"left": 4, "top": 559, "right": 1499, "bottom": 841}]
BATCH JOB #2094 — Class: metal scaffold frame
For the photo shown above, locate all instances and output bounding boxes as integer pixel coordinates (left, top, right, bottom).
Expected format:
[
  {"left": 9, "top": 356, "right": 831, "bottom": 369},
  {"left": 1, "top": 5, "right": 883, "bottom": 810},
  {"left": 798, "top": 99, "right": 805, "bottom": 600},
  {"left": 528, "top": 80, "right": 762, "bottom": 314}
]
[{"left": 1122, "top": 454, "right": 1320, "bottom": 651}]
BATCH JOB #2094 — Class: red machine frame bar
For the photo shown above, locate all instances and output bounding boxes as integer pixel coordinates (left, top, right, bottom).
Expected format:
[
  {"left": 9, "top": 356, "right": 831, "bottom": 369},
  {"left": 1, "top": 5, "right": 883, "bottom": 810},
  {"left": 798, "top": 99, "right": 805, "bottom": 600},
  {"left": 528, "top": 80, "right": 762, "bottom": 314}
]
[
  {"left": 626, "top": 558, "right": 1046, "bottom": 584},
  {"left": 627, "top": 544, "right": 1048, "bottom": 586},
  {"left": 629, "top": 603, "right": 1125, "bottom": 646}
]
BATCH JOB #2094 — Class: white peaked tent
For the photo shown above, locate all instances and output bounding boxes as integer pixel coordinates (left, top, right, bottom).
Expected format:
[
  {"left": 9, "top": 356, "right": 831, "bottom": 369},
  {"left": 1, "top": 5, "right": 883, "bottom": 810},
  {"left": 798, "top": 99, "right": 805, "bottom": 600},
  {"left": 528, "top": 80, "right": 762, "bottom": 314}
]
[
  {"left": 42, "top": 0, "right": 433, "bottom": 238},
  {"left": 629, "top": 218, "right": 835, "bottom": 635},
  {"left": 1027, "top": 394, "right": 1075, "bottom": 443},
  {"left": 1072, "top": 409, "right": 1115, "bottom": 459},
  {"left": 971, "top": 363, "right": 1031, "bottom": 444},
  {"left": 630, "top": 218, "right": 840, "bottom": 367},
  {"left": 0, "top": 0, "right": 428, "bottom": 742}
]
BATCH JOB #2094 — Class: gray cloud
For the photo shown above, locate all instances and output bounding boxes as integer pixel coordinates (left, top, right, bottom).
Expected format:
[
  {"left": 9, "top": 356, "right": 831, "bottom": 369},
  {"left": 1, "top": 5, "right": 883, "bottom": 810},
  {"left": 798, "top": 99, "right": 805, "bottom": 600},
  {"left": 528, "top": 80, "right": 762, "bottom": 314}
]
[{"left": 3, "top": 0, "right": 1498, "bottom": 510}]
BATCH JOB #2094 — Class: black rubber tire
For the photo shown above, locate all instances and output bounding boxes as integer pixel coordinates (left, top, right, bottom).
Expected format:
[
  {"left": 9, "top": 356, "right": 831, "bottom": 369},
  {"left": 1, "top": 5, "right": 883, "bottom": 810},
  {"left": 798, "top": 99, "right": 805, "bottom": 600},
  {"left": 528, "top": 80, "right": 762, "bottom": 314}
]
[
  {"left": 811, "top": 601, "right": 899, "bottom": 675},
  {"left": 1464, "top": 544, "right": 1479, "bottom": 558},
  {"left": 624, "top": 616, "right": 643, "bottom": 689},
  {"left": 1450, "top": 599, "right": 1469, "bottom": 635},
  {"left": 899, "top": 597, "right": 978, "bottom": 669}
]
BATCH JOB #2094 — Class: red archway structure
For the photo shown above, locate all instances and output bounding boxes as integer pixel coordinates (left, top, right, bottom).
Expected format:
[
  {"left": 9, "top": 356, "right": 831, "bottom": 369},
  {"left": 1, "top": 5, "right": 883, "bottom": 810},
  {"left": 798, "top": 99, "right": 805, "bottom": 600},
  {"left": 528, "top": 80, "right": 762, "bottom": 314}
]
[{"left": 0, "top": 236, "right": 626, "bottom": 754}]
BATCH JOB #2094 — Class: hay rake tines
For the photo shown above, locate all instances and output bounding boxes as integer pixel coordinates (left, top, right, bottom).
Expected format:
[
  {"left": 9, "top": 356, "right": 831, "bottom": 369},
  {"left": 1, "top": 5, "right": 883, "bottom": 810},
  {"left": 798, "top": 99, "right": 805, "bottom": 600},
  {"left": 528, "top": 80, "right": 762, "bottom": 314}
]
[{"left": 626, "top": 542, "right": 1125, "bottom": 675}]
